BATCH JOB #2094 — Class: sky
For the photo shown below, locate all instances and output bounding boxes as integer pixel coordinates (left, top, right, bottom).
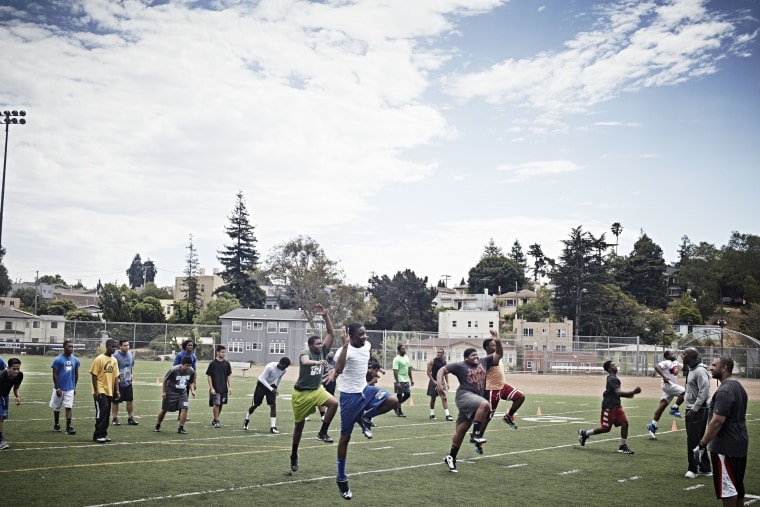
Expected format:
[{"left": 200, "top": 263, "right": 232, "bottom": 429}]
[{"left": 1, "top": 0, "right": 758, "bottom": 292}]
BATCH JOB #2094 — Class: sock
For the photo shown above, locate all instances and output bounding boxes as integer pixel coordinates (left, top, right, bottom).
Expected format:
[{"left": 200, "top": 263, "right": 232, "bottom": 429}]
[
  {"left": 508, "top": 410, "right": 515, "bottom": 417},
  {"left": 472, "top": 421, "right": 483, "bottom": 436},
  {"left": 430, "top": 409, "right": 435, "bottom": 416},
  {"left": 651, "top": 420, "right": 658, "bottom": 427},
  {"left": 583, "top": 430, "right": 591, "bottom": 437},
  {"left": 178, "top": 426, "right": 184, "bottom": 430},
  {"left": 621, "top": 438, "right": 627, "bottom": 446},
  {"left": 444, "top": 409, "right": 450, "bottom": 416},
  {"left": 337, "top": 458, "right": 347, "bottom": 481},
  {"left": 271, "top": 417, "right": 276, "bottom": 428},
  {"left": 450, "top": 445, "right": 460, "bottom": 459},
  {"left": 0, "top": 432, "right": 4, "bottom": 440},
  {"left": 320, "top": 422, "right": 329, "bottom": 435},
  {"left": 672, "top": 404, "right": 680, "bottom": 410},
  {"left": 291, "top": 443, "right": 298, "bottom": 456}
]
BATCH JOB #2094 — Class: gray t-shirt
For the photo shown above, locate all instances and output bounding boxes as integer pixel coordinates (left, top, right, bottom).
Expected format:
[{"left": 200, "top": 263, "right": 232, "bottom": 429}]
[
  {"left": 114, "top": 351, "right": 134, "bottom": 386},
  {"left": 708, "top": 379, "right": 748, "bottom": 457},
  {"left": 445, "top": 355, "right": 494, "bottom": 395}
]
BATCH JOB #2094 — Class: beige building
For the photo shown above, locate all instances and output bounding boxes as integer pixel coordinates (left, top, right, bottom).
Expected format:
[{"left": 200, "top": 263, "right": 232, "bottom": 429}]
[{"left": 174, "top": 268, "right": 224, "bottom": 309}]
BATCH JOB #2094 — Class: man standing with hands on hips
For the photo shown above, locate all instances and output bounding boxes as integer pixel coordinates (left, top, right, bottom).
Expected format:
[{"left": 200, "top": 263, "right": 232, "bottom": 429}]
[{"left": 682, "top": 347, "right": 712, "bottom": 478}]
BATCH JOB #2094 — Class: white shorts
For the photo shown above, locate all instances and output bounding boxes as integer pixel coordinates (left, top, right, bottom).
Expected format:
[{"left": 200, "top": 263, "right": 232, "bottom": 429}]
[
  {"left": 660, "top": 383, "right": 685, "bottom": 402},
  {"left": 49, "top": 389, "right": 75, "bottom": 410}
]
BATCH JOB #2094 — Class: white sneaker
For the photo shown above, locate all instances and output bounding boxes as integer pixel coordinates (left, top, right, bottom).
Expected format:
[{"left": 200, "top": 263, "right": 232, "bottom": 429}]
[
  {"left": 684, "top": 471, "right": 697, "bottom": 479},
  {"left": 696, "top": 471, "right": 713, "bottom": 477}
]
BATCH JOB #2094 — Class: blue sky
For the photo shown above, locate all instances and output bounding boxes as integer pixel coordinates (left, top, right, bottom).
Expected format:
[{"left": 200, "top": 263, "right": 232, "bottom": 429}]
[{"left": 1, "top": 0, "right": 758, "bottom": 292}]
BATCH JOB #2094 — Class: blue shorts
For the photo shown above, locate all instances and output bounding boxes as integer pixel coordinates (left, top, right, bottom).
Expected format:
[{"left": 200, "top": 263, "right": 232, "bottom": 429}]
[{"left": 339, "top": 385, "right": 391, "bottom": 435}]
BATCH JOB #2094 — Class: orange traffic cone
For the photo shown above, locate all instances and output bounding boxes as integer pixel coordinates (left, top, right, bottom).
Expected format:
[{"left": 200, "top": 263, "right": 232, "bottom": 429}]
[
  {"left": 672, "top": 420, "right": 678, "bottom": 432},
  {"left": 156, "top": 377, "right": 160, "bottom": 384},
  {"left": 536, "top": 407, "right": 542, "bottom": 416},
  {"left": 409, "top": 397, "right": 414, "bottom": 407}
]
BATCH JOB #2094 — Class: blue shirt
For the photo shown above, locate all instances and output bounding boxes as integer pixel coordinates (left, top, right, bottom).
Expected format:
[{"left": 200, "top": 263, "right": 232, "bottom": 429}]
[
  {"left": 114, "top": 350, "right": 135, "bottom": 386},
  {"left": 174, "top": 351, "right": 197, "bottom": 371},
  {"left": 51, "top": 353, "right": 80, "bottom": 391}
]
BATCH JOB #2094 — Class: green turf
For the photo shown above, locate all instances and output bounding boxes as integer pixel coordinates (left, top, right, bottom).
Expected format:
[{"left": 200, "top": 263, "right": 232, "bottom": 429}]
[{"left": 1, "top": 356, "right": 757, "bottom": 506}]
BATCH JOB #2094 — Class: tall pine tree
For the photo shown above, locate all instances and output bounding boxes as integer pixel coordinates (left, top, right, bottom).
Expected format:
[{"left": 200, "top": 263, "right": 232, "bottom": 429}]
[{"left": 217, "top": 191, "right": 265, "bottom": 308}]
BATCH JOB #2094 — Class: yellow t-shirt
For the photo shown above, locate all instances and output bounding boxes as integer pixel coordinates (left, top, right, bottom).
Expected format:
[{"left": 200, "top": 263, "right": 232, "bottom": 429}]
[{"left": 89, "top": 354, "right": 120, "bottom": 396}]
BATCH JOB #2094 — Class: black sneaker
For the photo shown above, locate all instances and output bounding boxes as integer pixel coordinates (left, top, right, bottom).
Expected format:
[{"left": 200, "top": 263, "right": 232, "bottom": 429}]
[
  {"left": 618, "top": 444, "right": 634, "bottom": 454},
  {"left": 337, "top": 479, "right": 352, "bottom": 500},
  {"left": 429, "top": 415, "right": 436, "bottom": 420},
  {"left": 65, "top": 427, "right": 76, "bottom": 435},
  {"left": 445, "top": 415, "right": 454, "bottom": 421},
  {"left": 397, "top": 410, "right": 406, "bottom": 418},
  {"left": 127, "top": 418, "right": 139, "bottom": 426},
  {"left": 469, "top": 434, "right": 486, "bottom": 445},
  {"left": 359, "top": 418, "right": 373, "bottom": 439},
  {"left": 154, "top": 425, "right": 161, "bottom": 432},
  {"left": 290, "top": 454, "right": 298, "bottom": 472},
  {"left": 316, "top": 432, "right": 334, "bottom": 443},
  {"left": 578, "top": 429, "right": 588, "bottom": 446},
  {"left": 178, "top": 427, "right": 187, "bottom": 434},
  {"left": 112, "top": 418, "right": 121, "bottom": 426},
  {"left": 444, "top": 454, "right": 458, "bottom": 473},
  {"left": 270, "top": 427, "right": 280, "bottom": 434},
  {"left": 474, "top": 441, "right": 484, "bottom": 454},
  {"left": 54, "top": 424, "right": 61, "bottom": 432},
  {"left": 243, "top": 418, "right": 249, "bottom": 431}
]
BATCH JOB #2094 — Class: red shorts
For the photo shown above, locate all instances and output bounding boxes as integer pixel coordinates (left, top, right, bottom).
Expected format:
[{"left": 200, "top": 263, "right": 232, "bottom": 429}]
[
  {"left": 487, "top": 384, "right": 523, "bottom": 412},
  {"left": 600, "top": 406, "right": 627, "bottom": 430}
]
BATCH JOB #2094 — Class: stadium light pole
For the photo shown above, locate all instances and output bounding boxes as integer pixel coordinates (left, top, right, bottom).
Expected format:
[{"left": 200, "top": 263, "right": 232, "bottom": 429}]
[{"left": 1, "top": 110, "right": 27, "bottom": 252}]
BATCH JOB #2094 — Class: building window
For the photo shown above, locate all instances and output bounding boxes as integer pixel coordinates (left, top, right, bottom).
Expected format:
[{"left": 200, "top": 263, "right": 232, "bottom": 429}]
[
  {"left": 228, "top": 341, "right": 243, "bottom": 353},
  {"left": 489, "top": 321, "right": 494, "bottom": 328},
  {"left": 467, "top": 321, "right": 472, "bottom": 328},
  {"left": 267, "top": 322, "right": 277, "bottom": 333},
  {"left": 555, "top": 345, "right": 567, "bottom": 352},
  {"left": 526, "top": 361, "right": 534, "bottom": 369},
  {"left": 473, "top": 321, "right": 478, "bottom": 328},
  {"left": 4, "top": 321, "right": 11, "bottom": 330},
  {"left": 251, "top": 342, "right": 262, "bottom": 350},
  {"left": 269, "top": 342, "right": 285, "bottom": 354},
  {"left": 556, "top": 329, "right": 567, "bottom": 338},
  {"left": 279, "top": 322, "right": 289, "bottom": 333},
  {"left": 33, "top": 321, "right": 40, "bottom": 329},
  {"left": 414, "top": 351, "right": 427, "bottom": 360},
  {"left": 452, "top": 321, "right": 457, "bottom": 328},
  {"left": 524, "top": 344, "right": 534, "bottom": 351},
  {"left": 51, "top": 322, "right": 58, "bottom": 329},
  {"left": 231, "top": 321, "right": 242, "bottom": 332},
  {"left": 253, "top": 322, "right": 263, "bottom": 330},
  {"left": 523, "top": 328, "right": 534, "bottom": 337},
  {"left": 245, "top": 342, "right": 251, "bottom": 351},
  {"left": 507, "top": 299, "right": 515, "bottom": 307},
  {"left": 246, "top": 321, "right": 252, "bottom": 330}
]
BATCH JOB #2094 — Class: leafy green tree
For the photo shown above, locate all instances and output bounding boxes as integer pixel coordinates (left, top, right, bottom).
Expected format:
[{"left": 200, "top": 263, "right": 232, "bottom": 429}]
[
  {"left": 0, "top": 248, "right": 11, "bottom": 296},
  {"left": 468, "top": 255, "right": 525, "bottom": 296},
  {"left": 367, "top": 269, "right": 436, "bottom": 331},
  {"left": 738, "top": 302, "right": 760, "bottom": 339},
  {"left": 509, "top": 239, "right": 528, "bottom": 274},
  {"left": 621, "top": 233, "right": 668, "bottom": 309},
  {"left": 639, "top": 309, "right": 678, "bottom": 346},
  {"left": 264, "top": 235, "right": 343, "bottom": 326},
  {"left": 99, "top": 283, "right": 132, "bottom": 321},
  {"left": 47, "top": 299, "right": 78, "bottom": 315},
  {"left": 328, "top": 284, "right": 377, "bottom": 327},
  {"left": 610, "top": 222, "right": 623, "bottom": 255},
  {"left": 168, "top": 300, "right": 196, "bottom": 324},
  {"left": 143, "top": 259, "right": 158, "bottom": 284},
  {"left": 527, "top": 243, "right": 546, "bottom": 283},
  {"left": 64, "top": 309, "right": 102, "bottom": 339},
  {"left": 131, "top": 296, "right": 165, "bottom": 323},
  {"left": 515, "top": 286, "right": 552, "bottom": 322},
  {"left": 675, "top": 294, "right": 703, "bottom": 326},
  {"left": 194, "top": 292, "right": 241, "bottom": 325},
  {"left": 141, "top": 282, "right": 172, "bottom": 300},
  {"left": 126, "top": 254, "right": 144, "bottom": 289},
  {"left": 677, "top": 237, "right": 721, "bottom": 320},
  {"left": 217, "top": 191, "right": 265, "bottom": 308},
  {"left": 38, "top": 274, "right": 68, "bottom": 285},
  {"left": 743, "top": 275, "right": 760, "bottom": 304},
  {"left": 179, "top": 234, "right": 201, "bottom": 323},
  {"left": 549, "top": 226, "right": 608, "bottom": 336},
  {"left": 719, "top": 232, "right": 760, "bottom": 303}
]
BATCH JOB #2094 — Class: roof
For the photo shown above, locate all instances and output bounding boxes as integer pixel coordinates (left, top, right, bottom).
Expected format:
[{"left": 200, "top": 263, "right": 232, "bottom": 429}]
[{"left": 220, "top": 308, "right": 309, "bottom": 321}]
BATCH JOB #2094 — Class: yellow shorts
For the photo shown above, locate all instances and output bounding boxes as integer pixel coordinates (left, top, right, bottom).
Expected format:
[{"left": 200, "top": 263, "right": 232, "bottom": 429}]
[{"left": 292, "top": 386, "right": 332, "bottom": 423}]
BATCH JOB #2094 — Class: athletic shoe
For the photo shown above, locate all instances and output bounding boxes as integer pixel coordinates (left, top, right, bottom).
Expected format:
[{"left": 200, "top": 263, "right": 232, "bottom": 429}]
[
  {"left": 358, "top": 418, "right": 373, "bottom": 439},
  {"left": 290, "top": 454, "right": 298, "bottom": 472},
  {"left": 669, "top": 407, "right": 682, "bottom": 418},
  {"left": 316, "top": 432, "right": 334, "bottom": 443},
  {"left": 430, "top": 415, "right": 436, "bottom": 420},
  {"left": 368, "top": 419, "right": 378, "bottom": 427},
  {"left": 0, "top": 440, "right": 9, "bottom": 450},
  {"left": 178, "top": 427, "right": 187, "bottom": 434},
  {"left": 684, "top": 471, "right": 697, "bottom": 479},
  {"left": 54, "top": 424, "right": 61, "bottom": 432},
  {"left": 65, "top": 427, "right": 76, "bottom": 435},
  {"left": 393, "top": 407, "right": 400, "bottom": 416},
  {"left": 127, "top": 418, "right": 139, "bottom": 426},
  {"left": 444, "top": 454, "right": 458, "bottom": 473},
  {"left": 95, "top": 437, "right": 108, "bottom": 443},
  {"left": 473, "top": 441, "right": 484, "bottom": 454},
  {"left": 337, "top": 479, "right": 352, "bottom": 500},
  {"left": 578, "top": 429, "right": 588, "bottom": 446},
  {"left": 696, "top": 471, "right": 713, "bottom": 477},
  {"left": 243, "top": 419, "right": 249, "bottom": 431},
  {"left": 104, "top": 437, "right": 112, "bottom": 442},
  {"left": 502, "top": 413, "right": 518, "bottom": 429},
  {"left": 618, "top": 444, "right": 634, "bottom": 454},
  {"left": 647, "top": 423, "right": 657, "bottom": 439},
  {"left": 154, "top": 425, "right": 161, "bottom": 432},
  {"left": 111, "top": 418, "right": 121, "bottom": 426},
  {"left": 212, "top": 421, "right": 222, "bottom": 428},
  {"left": 469, "top": 434, "right": 486, "bottom": 445},
  {"left": 445, "top": 415, "right": 454, "bottom": 421},
  {"left": 397, "top": 410, "right": 406, "bottom": 418},
  {"left": 270, "top": 427, "right": 280, "bottom": 434},
  {"left": 304, "top": 417, "right": 311, "bottom": 421}
]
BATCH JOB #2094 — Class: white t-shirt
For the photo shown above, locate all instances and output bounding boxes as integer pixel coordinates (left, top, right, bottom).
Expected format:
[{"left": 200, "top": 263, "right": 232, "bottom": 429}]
[
  {"left": 335, "top": 341, "right": 371, "bottom": 394},
  {"left": 658, "top": 359, "right": 682, "bottom": 385}
]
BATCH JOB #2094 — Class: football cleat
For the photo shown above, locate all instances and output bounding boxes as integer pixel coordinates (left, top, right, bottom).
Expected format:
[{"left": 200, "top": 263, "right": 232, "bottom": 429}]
[
  {"left": 65, "top": 427, "right": 76, "bottom": 435},
  {"left": 502, "top": 413, "right": 518, "bottom": 429},
  {"left": 154, "top": 425, "right": 161, "bottom": 432},
  {"left": 243, "top": 418, "right": 249, "bottom": 430},
  {"left": 337, "top": 479, "right": 352, "bottom": 500},
  {"left": 445, "top": 415, "right": 454, "bottom": 422},
  {"left": 578, "top": 429, "right": 588, "bottom": 446},
  {"left": 669, "top": 407, "right": 682, "bottom": 418},
  {"left": 444, "top": 455, "right": 458, "bottom": 473},
  {"left": 316, "top": 432, "right": 334, "bottom": 443},
  {"left": 270, "top": 427, "right": 280, "bottom": 434},
  {"left": 54, "top": 424, "right": 61, "bottom": 432},
  {"left": 177, "top": 427, "right": 187, "bottom": 434},
  {"left": 359, "top": 418, "right": 373, "bottom": 439},
  {"left": 469, "top": 434, "right": 486, "bottom": 445},
  {"left": 647, "top": 423, "right": 657, "bottom": 439},
  {"left": 127, "top": 418, "right": 139, "bottom": 426},
  {"left": 290, "top": 454, "right": 298, "bottom": 472},
  {"left": 618, "top": 444, "right": 634, "bottom": 454}
]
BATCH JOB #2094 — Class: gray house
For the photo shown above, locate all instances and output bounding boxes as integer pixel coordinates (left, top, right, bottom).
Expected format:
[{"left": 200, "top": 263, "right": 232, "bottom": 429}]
[{"left": 220, "top": 308, "right": 325, "bottom": 364}]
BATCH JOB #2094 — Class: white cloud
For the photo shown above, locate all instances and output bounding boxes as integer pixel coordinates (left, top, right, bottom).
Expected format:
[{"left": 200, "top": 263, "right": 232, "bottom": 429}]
[{"left": 496, "top": 160, "right": 582, "bottom": 182}]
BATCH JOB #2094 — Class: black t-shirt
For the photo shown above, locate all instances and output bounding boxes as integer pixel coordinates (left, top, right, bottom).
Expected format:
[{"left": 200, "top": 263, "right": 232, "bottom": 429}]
[{"left": 0, "top": 370, "right": 23, "bottom": 397}]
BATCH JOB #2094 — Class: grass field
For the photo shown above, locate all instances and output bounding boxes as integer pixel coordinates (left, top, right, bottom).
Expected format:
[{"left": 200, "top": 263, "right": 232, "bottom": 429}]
[{"left": 1, "top": 355, "right": 757, "bottom": 506}]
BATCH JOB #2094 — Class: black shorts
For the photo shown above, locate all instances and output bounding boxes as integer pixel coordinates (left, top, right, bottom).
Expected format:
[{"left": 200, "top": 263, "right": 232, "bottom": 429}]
[
  {"left": 395, "top": 382, "right": 411, "bottom": 395},
  {"left": 114, "top": 384, "right": 134, "bottom": 403},
  {"left": 162, "top": 391, "right": 189, "bottom": 412},
  {"left": 252, "top": 382, "right": 276, "bottom": 407},
  {"left": 711, "top": 453, "right": 746, "bottom": 499}
]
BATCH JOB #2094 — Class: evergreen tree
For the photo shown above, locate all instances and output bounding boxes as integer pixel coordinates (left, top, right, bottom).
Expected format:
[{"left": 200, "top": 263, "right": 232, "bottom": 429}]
[
  {"left": 126, "top": 254, "right": 144, "bottom": 289},
  {"left": 217, "top": 191, "right": 265, "bottom": 308},
  {"left": 527, "top": 243, "right": 546, "bottom": 283},
  {"left": 0, "top": 248, "right": 12, "bottom": 296},
  {"left": 181, "top": 234, "right": 201, "bottom": 323},
  {"left": 367, "top": 269, "right": 436, "bottom": 331},
  {"left": 621, "top": 233, "right": 668, "bottom": 308},
  {"left": 509, "top": 239, "right": 528, "bottom": 274},
  {"left": 481, "top": 238, "right": 503, "bottom": 259},
  {"left": 143, "top": 259, "right": 158, "bottom": 284}
]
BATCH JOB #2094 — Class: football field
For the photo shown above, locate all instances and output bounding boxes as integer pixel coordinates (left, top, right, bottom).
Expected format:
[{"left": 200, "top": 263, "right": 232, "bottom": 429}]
[{"left": 1, "top": 356, "right": 758, "bottom": 506}]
